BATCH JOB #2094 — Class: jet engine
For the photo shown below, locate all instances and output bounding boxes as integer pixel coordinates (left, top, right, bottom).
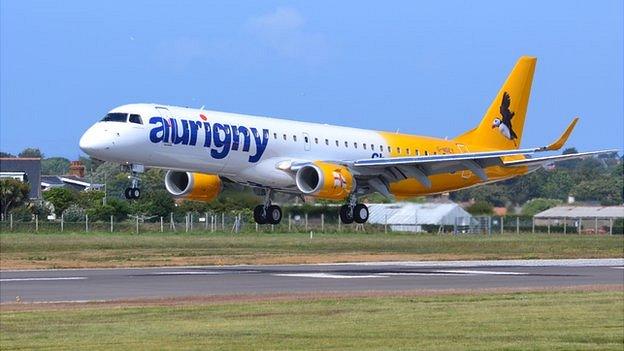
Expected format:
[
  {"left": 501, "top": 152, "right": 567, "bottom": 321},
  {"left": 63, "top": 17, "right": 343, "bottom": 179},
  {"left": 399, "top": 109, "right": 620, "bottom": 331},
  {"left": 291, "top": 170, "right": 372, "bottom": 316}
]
[
  {"left": 295, "top": 162, "right": 355, "bottom": 200},
  {"left": 164, "top": 171, "right": 222, "bottom": 202}
]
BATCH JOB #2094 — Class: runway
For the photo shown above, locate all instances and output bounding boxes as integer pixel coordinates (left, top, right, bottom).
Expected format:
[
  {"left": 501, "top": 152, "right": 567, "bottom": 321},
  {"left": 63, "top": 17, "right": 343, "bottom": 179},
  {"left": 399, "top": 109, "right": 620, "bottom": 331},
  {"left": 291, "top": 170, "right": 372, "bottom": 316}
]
[{"left": 1, "top": 259, "right": 622, "bottom": 303}]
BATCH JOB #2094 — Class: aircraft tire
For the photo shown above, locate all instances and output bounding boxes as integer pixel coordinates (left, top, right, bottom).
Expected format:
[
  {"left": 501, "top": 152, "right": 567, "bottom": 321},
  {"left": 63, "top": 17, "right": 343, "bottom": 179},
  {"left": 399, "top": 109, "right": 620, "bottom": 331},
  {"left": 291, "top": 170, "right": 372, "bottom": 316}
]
[
  {"left": 353, "top": 204, "right": 369, "bottom": 224},
  {"left": 266, "top": 205, "right": 282, "bottom": 225},
  {"left": 339, "top": 204, "right": 354, "bottom": 224},
  {"left": 253, "top": 205, "right": 268, "bottom": 224}
]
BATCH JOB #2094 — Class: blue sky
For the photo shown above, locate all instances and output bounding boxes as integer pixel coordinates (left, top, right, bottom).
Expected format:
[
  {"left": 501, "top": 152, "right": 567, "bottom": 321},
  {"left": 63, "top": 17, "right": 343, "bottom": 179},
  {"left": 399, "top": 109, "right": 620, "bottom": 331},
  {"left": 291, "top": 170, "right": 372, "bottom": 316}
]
[{"left": 1, "top": 0, "right": 622, "bottom": 159}]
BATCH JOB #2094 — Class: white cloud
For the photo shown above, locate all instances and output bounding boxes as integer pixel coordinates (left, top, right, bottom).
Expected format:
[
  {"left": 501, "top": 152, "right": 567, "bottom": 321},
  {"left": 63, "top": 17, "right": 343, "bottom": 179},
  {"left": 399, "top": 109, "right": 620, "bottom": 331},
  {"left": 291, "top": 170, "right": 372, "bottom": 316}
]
[
  {"left": 247, "top": 7, "right": 328, "bottom": 63},
  {"left": 155, "top": 37, "right": 206, "bottom": 72}
]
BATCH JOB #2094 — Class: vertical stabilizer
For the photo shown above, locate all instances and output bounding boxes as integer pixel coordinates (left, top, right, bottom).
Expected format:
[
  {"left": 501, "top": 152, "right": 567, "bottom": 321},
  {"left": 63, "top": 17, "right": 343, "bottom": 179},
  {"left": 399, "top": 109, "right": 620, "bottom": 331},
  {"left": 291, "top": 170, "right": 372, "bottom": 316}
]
[{"left": 455, "top": 56, "right": 536, "bottom": 150}]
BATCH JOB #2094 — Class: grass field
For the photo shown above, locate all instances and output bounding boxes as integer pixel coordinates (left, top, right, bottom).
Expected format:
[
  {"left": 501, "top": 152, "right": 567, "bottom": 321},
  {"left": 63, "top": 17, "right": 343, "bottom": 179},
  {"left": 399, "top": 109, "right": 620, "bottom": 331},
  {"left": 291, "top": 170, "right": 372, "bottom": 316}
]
[
  {"left": 0, "top": 231, "right": 622, "bottom": 269},
  {"left": 1, "top": 290, "right": 622, "bottom": 350}
]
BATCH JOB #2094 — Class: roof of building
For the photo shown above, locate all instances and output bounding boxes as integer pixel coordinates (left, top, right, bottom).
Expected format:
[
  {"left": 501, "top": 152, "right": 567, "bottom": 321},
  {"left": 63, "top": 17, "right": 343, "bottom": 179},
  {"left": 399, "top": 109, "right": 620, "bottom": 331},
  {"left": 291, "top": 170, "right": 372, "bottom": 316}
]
[
  {"left": 367, "top": 202, "right": 473, "bottom": 225},
  {"left": 0, "top": 158, "right": 41, "bottom": 199},
  {"left": 534, "top": 206, "right": 624, "bottom": 219}
]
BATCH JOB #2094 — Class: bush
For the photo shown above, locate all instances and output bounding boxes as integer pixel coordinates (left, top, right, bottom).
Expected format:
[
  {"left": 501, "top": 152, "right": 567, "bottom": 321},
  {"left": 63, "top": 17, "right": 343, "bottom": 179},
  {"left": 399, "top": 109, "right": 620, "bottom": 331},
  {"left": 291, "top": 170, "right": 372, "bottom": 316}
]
[
  {"left": 466, "top": 201, "right": 493, "bottom": 215},
  {"left": 521, "top": 198, "right": 562, "bottom": 216}
]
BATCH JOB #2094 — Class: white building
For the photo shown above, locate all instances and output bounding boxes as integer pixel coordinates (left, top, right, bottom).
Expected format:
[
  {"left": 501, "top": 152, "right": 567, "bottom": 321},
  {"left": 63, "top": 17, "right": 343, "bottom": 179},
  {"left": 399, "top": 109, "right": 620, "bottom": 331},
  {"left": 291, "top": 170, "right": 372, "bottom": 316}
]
[{"left": 367, "top": 202, "right": 474, "bottom": 233}]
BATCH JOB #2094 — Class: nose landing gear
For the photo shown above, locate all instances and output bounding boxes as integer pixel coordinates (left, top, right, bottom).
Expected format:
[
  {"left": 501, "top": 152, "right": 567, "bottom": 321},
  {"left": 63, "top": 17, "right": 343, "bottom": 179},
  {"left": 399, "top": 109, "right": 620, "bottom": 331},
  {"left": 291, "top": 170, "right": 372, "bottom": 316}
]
[
  {"left": 254, "top": 189, "right": 282, "bottom": 225},
  {"left": 124, "top": 164, "right": 144, "bottom": 200}
]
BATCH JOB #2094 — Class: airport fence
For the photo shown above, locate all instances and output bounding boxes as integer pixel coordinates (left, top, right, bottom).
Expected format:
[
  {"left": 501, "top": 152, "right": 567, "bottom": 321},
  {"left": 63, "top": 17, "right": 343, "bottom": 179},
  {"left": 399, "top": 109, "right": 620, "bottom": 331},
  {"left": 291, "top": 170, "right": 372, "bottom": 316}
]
[{"left": 0, "top": 211, "right": 622, "bottom": 235}]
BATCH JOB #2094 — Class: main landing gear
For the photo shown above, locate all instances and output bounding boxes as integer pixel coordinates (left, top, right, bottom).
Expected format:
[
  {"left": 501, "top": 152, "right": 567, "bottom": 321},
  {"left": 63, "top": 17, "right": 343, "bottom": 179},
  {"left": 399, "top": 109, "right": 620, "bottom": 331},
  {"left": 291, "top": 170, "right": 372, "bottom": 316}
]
[
  {"left": 339, "top": 195, "right": 369, "bottom": 224},
  {"left": 124, "top": 164, "right": 144, "bottom": 200},
  {"left": 253, "top": 189, "right": 282, "bottom": 225}
]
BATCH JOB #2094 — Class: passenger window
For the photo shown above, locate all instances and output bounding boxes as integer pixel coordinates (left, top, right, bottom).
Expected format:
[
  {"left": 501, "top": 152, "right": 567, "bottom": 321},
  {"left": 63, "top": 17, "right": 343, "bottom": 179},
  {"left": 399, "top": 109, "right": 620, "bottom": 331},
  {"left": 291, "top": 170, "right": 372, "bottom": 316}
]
[
  {"left": 424, "top": 151, "right": 429, "bottom": 155},
  {"left": 371, "top": 144, "right": 375, "bottom": 151},
  {"left": 335, "top": 140, "right": 339, "bottom": 147},
  {"left": 406, "top": 148, "right": 410, "bottom": 155},
  {"left": 416, "top": 150, "right": 419, "bottom": 156},
  {"left": 101, "top": 113, "right": 128, "bottom": 122},
  {"left": 293, "top": 135, "right": 297, "bottom": 142},
  {"left": 314, "top": 137, "right": 318, "bottom": 144},
  {"left": 283, "top": 134, "right": 287, "bottom": 140},
  {"left": 363, "top": 143, "right": 367, "bottom": 150},
  {"left": 304, "top": 136, "right": 308, "bottom": 143},
  {"left": 325, "top": 139, "right": 329, "bottom": 145},
  {"left": 344, "top": 141, "right": 348, "bottom": 148},
  {"left": 397, "top": 147, "right": 401, "bottom": 154},
  {"left": 273, "top": 133, "right": 277, "bottom": 139},
  {"left": 128, "top": 114, "right": 143, "bottom": 124},
  {"left": 354, "top": 142, "right": 357, "bottom": 149},
  {"left": 387, "top": 146, "right": 391, "bottom": 152}
]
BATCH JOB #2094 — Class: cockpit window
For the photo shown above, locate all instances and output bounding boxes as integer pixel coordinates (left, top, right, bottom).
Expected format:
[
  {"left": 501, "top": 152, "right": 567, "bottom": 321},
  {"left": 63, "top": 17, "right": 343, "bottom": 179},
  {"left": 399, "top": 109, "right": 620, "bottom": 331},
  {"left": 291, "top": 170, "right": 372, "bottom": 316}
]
[
  {"left": 129, "top": 114, "right": 143, "bottom": 124},
  {"left": 101, "top": 113, "right": 128, "bottom": 122}
]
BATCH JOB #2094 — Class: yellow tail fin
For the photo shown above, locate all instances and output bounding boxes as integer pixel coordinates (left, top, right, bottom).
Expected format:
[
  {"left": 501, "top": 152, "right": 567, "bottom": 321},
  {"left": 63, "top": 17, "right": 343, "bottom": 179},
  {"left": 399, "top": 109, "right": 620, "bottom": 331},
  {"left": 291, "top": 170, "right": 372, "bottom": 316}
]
[{"left": 455, "top": 56, "right": 536, "bottom": 150}]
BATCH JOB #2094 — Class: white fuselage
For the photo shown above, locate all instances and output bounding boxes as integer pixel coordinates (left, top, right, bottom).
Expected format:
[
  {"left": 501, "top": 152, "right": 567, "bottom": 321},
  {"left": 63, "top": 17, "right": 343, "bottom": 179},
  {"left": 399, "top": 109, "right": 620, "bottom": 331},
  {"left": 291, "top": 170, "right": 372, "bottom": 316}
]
[{"left": 80, "top": 103, "right": 389, "bottom": 191}]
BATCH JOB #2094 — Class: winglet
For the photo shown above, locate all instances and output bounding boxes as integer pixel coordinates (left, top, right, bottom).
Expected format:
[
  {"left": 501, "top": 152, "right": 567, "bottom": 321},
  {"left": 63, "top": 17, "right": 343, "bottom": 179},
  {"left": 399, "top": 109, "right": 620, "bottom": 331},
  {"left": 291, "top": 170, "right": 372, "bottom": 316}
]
[{"left": 542, "top": 117, "right": 579, "bottom": 151}]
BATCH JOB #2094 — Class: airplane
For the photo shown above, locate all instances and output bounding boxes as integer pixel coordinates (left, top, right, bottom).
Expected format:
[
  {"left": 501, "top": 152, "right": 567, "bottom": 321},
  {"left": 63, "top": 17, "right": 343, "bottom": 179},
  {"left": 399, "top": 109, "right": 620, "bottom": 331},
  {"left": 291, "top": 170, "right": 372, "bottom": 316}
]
[{"left": 79, "top": 56, "right": 615, "bottom": 225}]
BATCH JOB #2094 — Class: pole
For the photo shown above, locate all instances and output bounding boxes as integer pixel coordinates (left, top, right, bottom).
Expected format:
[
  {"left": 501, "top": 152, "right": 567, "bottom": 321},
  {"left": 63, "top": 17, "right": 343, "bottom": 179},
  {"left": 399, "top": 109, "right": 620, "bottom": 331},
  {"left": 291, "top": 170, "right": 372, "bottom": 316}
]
[
  {"left": 579, "top": 218, "right": 582, "bottom": 234},
  {"left": 305, "top": 213, "right": 308, "bottom": 231},
  {"left": 384, "top": 214, "right": 387, "bottom": 234},
  {"left": 170, "top": 212, "right": 175, "bottom": 231},
  {"left": 110, "top": 215, "right": 114, "bottom": 233},
  {"left": 160, "top": 216, "right": 164, "bottom": 233},
  {"left": 338, "top": 214, "right": 342, "bottom": 232},
  {"left": 500, "top": 216, "right": 503, "bottom": 234},
  {"left": 85, "top": 214, "right": 89, "bottom": 233},
  {"left": 135, "top": 216, "right": 139, "bottom": 234},
  {"left": 185, "top": 213, "right": 189, "bottom": 233},
  {"left": 10, "top": 213, "right": 13, "bottom": 231},
  {"left": 563, "top": 217, "right": 567, "bottom": 234},
  {"left": 609, "top": 218, "right": 613, "bottom": 235},
  {"left": 205, "top": 212, "right": 208, "bottom": 231},
  {"left": 531, "top": 217, "right": 535, "bottom": 234},
  {"left": 547, "top": 218, "right": 550, "bottom": 234},
  {"left": 35, "top": 215, "right": 38, "bottom": 232},
  {"left": 594, "top": 217, "right": 598, "bottom": 234},
  {"left": 60, "top": 213, "right": 63, "bottom": 232},
  {"left": 321, "top": 213, "right": 325, "bottom": 232},
  {"left": 288, "top": 214, "right": 292, "bottom": 231},
  {"left": 516, "top": 216, "right": 519, "bottom": 235},
  {"left": 190, "top": 213, "right": 193, "bottom": 231}
]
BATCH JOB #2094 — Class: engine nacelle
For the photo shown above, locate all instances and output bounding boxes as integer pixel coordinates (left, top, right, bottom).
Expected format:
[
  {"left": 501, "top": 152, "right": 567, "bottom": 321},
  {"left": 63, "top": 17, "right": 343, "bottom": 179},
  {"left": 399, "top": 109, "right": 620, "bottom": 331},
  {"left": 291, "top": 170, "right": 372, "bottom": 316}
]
[
  {"left": 164, "top": 171, "right": 222, "bottom": 202},
  {"left": 295, "top": 162, "right": 355, "bottom": 200}
]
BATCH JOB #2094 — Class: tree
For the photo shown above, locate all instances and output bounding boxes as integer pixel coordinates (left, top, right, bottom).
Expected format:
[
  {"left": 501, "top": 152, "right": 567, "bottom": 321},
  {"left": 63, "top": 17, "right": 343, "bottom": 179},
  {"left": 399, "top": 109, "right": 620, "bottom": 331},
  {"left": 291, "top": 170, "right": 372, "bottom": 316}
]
[
  {"left": 521, "top": 198, "right": 562, "bottom": 216},
  {"left": 42, "top": 157, "right": 71, "bottom": 175},
  {"left": 466, "top": 201, "right": 493, "bottom": 215},
  {"left": 130, "top": 190, "right": 175, "bottom": 218},
  {"left": 0, "top": 179, "right": 30, "bottom": 218},
  {"left": 43, "top": 188, "right": 77, "bottom": 216},
  {"left": 0, "top": 151, "right": 15, "bottom": 158},
  {"left": 87, "top": 198, "right": 129, "bottom": 222},
  {"left": 572, "top": 177, "right": 623, "bottom": 205},
  {"left": 18, "top": 148, "right": 44, "bottom": 158}
]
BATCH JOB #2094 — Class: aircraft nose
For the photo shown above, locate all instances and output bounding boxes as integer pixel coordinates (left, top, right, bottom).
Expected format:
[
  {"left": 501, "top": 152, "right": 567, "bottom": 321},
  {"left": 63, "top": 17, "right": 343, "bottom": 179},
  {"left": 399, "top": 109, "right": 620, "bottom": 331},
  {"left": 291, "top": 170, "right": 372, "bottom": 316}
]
[{"left": 79, "top": 124, "right": 111, "bottom": 155}]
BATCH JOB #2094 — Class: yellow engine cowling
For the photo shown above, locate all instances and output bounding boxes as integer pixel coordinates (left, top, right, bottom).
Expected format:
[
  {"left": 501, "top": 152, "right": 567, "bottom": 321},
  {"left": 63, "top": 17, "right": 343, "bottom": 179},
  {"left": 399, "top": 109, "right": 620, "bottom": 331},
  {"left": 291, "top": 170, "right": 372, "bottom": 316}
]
[
  {"left": 295, "top": 162, "right": 355, "bottom": 200},
  {"left": 164, "top": 171, "right": 222, "bottom": 202}
]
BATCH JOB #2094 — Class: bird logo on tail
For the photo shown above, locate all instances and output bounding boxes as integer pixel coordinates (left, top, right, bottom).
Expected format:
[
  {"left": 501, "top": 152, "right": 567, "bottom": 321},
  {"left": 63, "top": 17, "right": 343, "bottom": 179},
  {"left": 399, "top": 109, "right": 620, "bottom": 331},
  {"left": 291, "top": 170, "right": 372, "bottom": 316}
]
[{"left": 492, "top": 91, "right": 518, "bottom": 146}]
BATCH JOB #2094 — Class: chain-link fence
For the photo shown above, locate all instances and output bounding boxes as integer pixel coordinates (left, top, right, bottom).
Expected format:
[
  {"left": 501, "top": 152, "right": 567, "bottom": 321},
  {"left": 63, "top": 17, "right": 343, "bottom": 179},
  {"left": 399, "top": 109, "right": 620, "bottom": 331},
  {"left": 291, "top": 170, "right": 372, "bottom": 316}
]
[{"left": 0, "top": 212, "right": 621, "bottom": 234}]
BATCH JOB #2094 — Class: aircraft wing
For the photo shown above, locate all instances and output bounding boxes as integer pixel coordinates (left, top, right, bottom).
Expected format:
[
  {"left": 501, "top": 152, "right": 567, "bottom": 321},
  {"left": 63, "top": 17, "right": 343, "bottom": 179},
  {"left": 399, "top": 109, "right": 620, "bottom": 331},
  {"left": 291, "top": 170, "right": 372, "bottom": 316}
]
[{"left": 288, "top": 118, "right": 617, "bottom": 198}]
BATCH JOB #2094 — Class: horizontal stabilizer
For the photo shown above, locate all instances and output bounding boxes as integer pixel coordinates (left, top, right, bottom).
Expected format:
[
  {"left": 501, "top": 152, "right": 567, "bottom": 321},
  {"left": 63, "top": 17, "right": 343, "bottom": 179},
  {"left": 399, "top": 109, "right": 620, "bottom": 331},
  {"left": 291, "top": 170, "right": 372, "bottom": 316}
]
[{"left": 502, "top": 149, "right": 618, "bottom": 167}]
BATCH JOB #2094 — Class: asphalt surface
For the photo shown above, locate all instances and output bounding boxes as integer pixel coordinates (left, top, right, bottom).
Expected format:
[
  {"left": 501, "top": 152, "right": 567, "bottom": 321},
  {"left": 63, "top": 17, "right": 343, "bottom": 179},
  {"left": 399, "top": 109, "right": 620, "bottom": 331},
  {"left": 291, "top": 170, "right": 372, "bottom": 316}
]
[{"left": 1, "top": 259, "right": 622, "bottom": 303}]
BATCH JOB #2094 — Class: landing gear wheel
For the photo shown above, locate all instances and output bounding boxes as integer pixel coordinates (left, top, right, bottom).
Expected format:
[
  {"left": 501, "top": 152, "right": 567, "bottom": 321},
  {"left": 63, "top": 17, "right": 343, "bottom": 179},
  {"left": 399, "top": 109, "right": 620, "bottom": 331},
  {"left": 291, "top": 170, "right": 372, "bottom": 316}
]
[
  {"left": 124, "top": 187, "right": 141, "bottom": 200},
  {"left": 339, "top": 204, "right": 354, "bottom": 224},
  {"left": 253, "top": 205, "right": 267, "bottom": 224},
  {"left": 353, "top": 204, "right": 369, "bottom": 224},
  {"left": 266, "top": 205, "right": 282, "bottom": 225}
]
